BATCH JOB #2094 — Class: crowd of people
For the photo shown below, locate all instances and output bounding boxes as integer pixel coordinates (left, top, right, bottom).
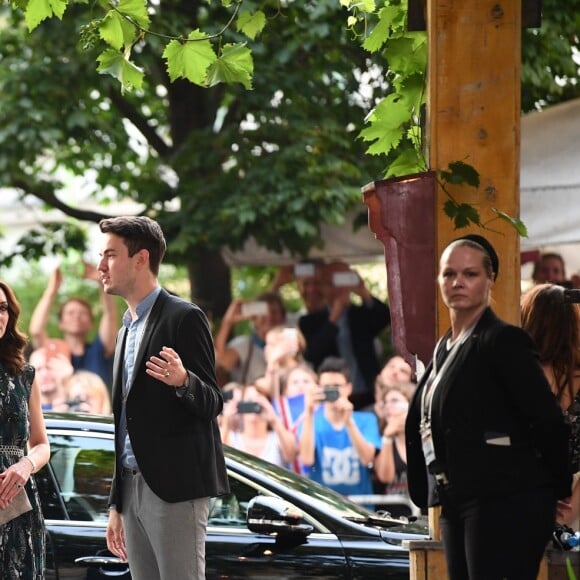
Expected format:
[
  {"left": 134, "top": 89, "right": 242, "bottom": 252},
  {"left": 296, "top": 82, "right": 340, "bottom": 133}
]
[{"left": 1, "top": 223, "right": 580, "bottom": 579}]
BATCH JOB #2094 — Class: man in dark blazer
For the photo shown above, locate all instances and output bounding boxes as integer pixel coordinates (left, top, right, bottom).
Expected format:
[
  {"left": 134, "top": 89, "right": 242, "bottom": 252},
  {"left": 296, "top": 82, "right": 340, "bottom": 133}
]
[{"left": 98, "top": 216, "right": 228, "bottom": 580}]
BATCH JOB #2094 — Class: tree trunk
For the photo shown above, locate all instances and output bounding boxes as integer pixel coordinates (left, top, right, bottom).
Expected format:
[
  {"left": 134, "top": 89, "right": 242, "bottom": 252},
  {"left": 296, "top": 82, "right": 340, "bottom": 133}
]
[{"left": 187, "top": 247, "right": 232, "bottom": 325}]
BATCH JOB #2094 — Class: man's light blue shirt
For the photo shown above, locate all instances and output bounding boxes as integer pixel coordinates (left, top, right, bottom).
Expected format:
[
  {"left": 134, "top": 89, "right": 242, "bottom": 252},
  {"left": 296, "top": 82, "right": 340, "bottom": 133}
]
[{"left": 120, "top": 286, "right": 162, "bottom": 469}]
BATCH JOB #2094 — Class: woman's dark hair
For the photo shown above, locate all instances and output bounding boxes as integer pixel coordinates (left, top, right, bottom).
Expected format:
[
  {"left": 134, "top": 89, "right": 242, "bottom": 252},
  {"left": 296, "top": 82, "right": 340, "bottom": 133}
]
[
  {"left": 0, "top": 281, "right": 28, "bottom": 375},
  {"left": 521, "top": 283, "right": 580, "bottom": 405},
  {"left": 99, "top": 216, "right": 167, "bottom": 276}
]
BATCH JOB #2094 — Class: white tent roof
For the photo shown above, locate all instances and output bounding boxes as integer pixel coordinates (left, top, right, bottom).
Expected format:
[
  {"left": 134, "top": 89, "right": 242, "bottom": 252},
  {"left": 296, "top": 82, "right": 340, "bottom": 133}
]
[{"left": 520, "top": 97, "right": 580, "bottom": 250}]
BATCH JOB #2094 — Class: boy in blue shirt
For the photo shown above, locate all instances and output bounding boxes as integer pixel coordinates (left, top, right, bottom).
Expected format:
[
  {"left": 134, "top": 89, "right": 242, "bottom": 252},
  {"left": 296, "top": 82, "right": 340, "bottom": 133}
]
[{"left": 298, "top": 357, "right": 381, "bottom": 496}]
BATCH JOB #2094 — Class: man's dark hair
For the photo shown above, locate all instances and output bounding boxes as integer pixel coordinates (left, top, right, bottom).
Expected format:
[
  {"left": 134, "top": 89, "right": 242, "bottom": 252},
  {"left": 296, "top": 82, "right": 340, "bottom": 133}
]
[
  {"left": 99, "top": 216, "right": 167, "bottom": 276},
  {"left": 317, "top": 356, "right": 350, "bottom": 381}
]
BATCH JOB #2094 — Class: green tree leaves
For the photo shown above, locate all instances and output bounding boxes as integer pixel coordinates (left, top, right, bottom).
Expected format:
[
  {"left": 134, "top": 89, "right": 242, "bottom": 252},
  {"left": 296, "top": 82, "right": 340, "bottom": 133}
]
[
  {"left": 99, "top": 10, "right": 138, "bottom": 51},
  {"left": 164, "top": 32, "right": 217, "bottom": 85},
  {"left": 24, "top": 0, "right": 67, "bottom": 31},
  {"left": 13, "top": 0, "right": 262, "bottom": 92},
  {"left": 237, "top": 9, "right": 266, "bottom": 40},
  {"left": 97, "top": 48, "right": 144, "bottom": 90}
]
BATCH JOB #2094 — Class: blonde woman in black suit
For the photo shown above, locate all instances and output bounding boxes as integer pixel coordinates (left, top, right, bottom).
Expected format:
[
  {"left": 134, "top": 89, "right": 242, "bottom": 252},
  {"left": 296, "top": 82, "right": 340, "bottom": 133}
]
[{"left": 405, "top": 235, "right": 572, "bottom": 580}]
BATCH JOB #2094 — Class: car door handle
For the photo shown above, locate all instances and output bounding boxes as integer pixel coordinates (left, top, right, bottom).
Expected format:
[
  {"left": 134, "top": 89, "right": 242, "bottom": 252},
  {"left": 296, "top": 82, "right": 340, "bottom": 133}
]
[{"left": 75, "top": 556, "right": 129, "bottom": 576}]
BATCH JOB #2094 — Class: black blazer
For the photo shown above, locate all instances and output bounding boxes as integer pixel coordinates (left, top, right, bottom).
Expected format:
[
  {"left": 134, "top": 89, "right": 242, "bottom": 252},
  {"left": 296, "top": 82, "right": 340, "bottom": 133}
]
[
  {"left": 109, "top": 289, "right": 229, "bottom": 511},
  {"left": 405, "top": 308, "right": 572, "bottom": 508}
]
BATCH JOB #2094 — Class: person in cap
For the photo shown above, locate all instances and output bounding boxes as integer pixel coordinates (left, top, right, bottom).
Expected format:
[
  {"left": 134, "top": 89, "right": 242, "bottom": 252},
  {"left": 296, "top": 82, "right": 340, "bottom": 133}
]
[{"left": 405, "top": 234, "right": 572, "bottom": 580}]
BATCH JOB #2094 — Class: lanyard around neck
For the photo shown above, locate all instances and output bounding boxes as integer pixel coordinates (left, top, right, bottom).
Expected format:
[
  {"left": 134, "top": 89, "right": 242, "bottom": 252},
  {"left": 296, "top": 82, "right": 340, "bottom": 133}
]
[{"left": 420, "top": 322, "right": 477, "bottom": 431}]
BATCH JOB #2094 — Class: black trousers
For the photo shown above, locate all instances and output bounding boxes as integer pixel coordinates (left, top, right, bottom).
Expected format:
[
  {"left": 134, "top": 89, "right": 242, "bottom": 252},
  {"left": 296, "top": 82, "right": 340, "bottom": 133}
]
[{"left": 439, "top": 486, "right": 556, "bottom": 580}]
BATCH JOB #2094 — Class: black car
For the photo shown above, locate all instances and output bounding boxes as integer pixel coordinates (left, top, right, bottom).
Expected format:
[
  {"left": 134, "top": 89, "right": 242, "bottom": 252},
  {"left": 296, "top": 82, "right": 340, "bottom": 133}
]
[{"left": 38, "top": 413, "right": 427, "bottom": 579}]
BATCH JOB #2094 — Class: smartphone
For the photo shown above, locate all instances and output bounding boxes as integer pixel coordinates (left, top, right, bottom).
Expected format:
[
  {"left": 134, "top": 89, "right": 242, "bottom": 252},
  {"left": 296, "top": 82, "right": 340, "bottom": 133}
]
[
  {"left": 322, "top": 387, "right": 340, "bottom": 402},
  {"left": 294, "top": 262, "right": 315, "bottom": 277},
  {"left": 241, "top": 301, "right": 269, "bottom": 317},
  {"left": 237, "top": 401, "right": 263, "bottom": 414},
  {"left": 332, "top": 271, "right": 359, "bottom": 287}
]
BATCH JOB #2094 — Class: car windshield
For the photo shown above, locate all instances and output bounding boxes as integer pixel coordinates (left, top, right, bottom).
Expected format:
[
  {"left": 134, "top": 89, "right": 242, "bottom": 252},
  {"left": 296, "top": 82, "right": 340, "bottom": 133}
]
[{"left": 226, "top": 446, "right": 371, "bottom": 519}]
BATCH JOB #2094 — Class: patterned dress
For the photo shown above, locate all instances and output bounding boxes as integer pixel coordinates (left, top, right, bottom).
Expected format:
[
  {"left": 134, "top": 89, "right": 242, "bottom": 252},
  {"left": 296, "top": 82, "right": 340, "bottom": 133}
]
[
  {"left": 0, "top": 363, "right": 46, "bottom": 579},
  {"left": 565, "top": 391, "right": 580, "bottom": 473}
]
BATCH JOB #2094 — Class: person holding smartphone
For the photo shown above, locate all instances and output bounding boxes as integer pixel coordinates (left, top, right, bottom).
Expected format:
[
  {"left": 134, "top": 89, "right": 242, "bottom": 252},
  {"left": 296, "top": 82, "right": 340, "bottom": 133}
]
[
  {"left": 373, "top": 382, "right": 417, "bottom": 515},
  {"left": 220, "top": 385, "right": 297, "bottom": 468},
  {"left": 298, "top": 357, "right": 381, "bottom": 499},
  {"left": 214, "top": 292, "right": 286, "bottom": 386},
  {"left": 298, "top": 261, "right": 391, "bottom": 410}
]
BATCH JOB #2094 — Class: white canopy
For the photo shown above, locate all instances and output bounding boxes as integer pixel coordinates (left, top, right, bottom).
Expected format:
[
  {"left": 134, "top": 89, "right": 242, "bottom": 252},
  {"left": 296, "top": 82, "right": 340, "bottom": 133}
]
[
  {"left": 520, "top": 97, "right": 580, "bottom": 275},
  {"left": 520, "top": 97, "right": 580, "bottom": 248}
]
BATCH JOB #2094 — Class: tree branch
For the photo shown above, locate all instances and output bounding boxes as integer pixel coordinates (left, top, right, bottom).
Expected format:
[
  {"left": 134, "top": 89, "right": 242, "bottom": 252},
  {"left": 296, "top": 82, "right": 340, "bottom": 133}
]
[
  {"left": 108, "top": 89, "right": 172, "bottom": 159},
  {"left": 10, "top": 178, "right": 124, "bottom": 223}
]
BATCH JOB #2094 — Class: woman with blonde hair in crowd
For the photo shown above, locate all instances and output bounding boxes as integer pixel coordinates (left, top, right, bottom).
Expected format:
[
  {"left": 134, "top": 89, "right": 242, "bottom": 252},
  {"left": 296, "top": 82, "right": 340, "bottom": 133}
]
[
  {"left": 521, "top": 283, "right": 580, "bottom": 529},
  {"left": 255, "top": 325, "right": 306, "bottom": 399},
  {"left": 64, "top": 370, "right": 112, "bottom": 415}
]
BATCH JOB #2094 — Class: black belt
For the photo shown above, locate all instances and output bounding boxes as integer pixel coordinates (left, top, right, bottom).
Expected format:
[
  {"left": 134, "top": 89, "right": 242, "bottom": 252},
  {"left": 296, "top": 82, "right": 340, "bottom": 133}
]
[{"left": 122, "top": 466, "right": 139, "bottom": 476}]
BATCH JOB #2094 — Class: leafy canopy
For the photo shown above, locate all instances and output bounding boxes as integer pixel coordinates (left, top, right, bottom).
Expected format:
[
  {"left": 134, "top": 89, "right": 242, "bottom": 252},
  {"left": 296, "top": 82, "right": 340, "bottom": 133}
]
[{"left": 10, "top": 0, "right": 260, "bottom": 92}]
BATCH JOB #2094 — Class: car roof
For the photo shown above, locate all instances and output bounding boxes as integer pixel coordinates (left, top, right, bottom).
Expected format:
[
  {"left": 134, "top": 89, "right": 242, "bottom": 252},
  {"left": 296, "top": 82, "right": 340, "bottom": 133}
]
[{"left": 44, "top": 411, "right": 115, "bottom": 434}]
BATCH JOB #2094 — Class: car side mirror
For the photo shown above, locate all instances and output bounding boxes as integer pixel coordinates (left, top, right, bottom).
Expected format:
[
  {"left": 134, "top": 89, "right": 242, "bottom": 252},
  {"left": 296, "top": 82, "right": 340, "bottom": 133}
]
[{"left": 247, "top": 496, "right": 314, "bottom": 537}]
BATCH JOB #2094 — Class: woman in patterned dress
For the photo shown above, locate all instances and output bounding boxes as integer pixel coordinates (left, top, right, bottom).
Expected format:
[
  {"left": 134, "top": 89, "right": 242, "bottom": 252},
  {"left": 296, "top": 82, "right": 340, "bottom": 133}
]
[
  {"left": 521, "top": 282, "right": 580, "bottom": 528},
  {"left": 0, "top": 281, "right": 50, "bottom": 579}
]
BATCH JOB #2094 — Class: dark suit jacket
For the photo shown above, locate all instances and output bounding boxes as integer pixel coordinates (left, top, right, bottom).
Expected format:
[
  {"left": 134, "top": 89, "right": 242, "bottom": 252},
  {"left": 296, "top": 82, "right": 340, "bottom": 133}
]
[
  {"left": 109, "top": 289, "right": 229, "bottom": 511},
  {"left": 298, "top": 297, "right": 390, "bottom": 404},
  {"left": 405, "top": 308, "right": 572, "bottom": 509}
]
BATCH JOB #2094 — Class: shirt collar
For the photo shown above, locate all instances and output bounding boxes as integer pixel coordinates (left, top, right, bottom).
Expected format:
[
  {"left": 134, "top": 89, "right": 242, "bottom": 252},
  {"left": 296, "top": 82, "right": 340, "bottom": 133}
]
[{"left": 122, "top": 286, "right": 162, "bottom": 328}]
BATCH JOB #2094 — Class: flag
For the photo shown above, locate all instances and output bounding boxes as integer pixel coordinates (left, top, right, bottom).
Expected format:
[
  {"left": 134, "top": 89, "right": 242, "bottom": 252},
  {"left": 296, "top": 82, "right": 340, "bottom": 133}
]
[{"left": 273, "top": 393, "right": 306, "bottom": 474}]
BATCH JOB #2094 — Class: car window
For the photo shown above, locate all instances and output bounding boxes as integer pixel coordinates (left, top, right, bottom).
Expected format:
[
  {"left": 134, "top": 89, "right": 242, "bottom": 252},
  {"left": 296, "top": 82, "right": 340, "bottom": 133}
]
[
  {"left": 208, "top": 476, "right": 258, "bottom": 528},
  {"left": 48, "top": 432, "right": 115, "bottom": 522}
]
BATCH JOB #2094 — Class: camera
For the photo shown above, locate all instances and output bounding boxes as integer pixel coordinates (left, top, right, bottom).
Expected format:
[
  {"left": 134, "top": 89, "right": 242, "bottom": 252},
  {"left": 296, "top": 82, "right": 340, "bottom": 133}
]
[
  {"left": 237, "top": 401, "right": 262, "bottom": 414},
  {"left": 66, "top": 396, "right": 88, "bottom": 412},
  {"left": 563, "top": 289, "right": 580, "bottom": 303},
  {"left": 322, "top": 387, "right": 340, "bottom": 402}
]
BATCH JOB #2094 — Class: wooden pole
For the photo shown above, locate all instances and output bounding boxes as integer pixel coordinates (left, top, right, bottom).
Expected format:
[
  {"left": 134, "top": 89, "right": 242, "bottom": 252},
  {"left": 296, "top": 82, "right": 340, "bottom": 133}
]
[
  {"left": 428, "top": 0, "right": 522, "bottom": 333},
  {"left": 412, "top": 0, "right": 523, "bottom": 575}
]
